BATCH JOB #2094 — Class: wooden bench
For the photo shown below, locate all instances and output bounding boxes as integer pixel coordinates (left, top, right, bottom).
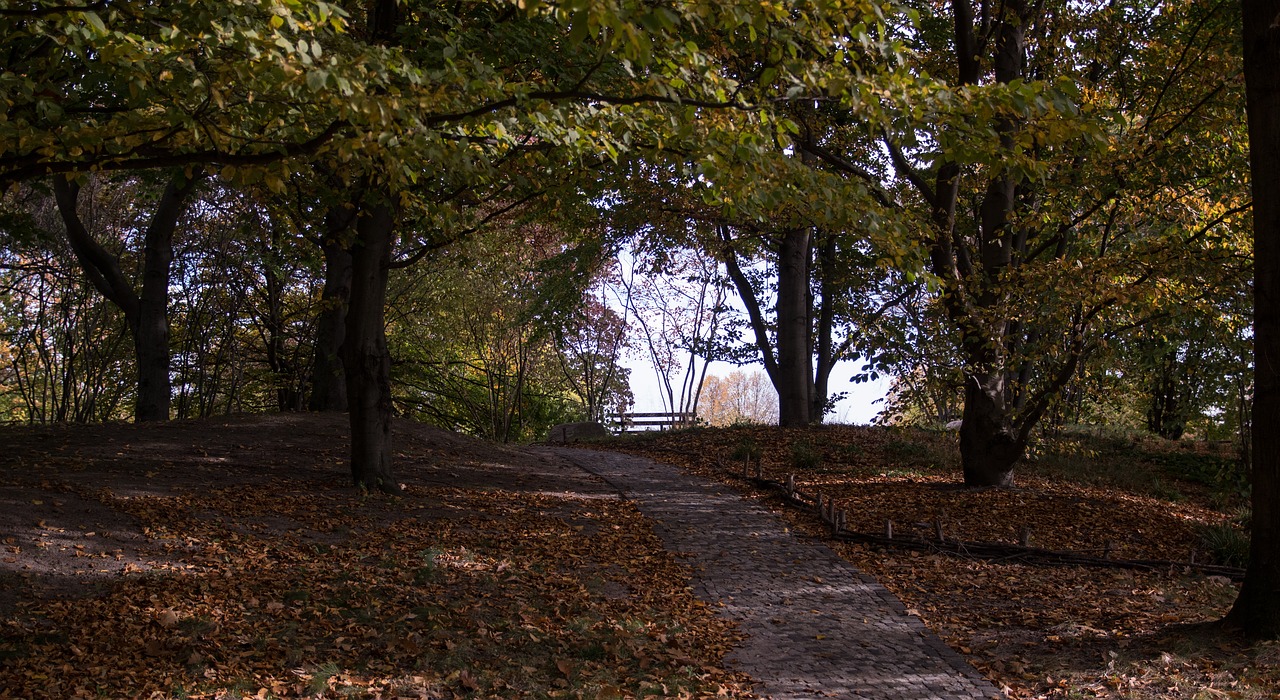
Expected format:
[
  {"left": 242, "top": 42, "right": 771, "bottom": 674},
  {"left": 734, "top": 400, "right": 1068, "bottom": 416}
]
[{"left": 610, "top": 412, "right": 698, "bottom": 432}]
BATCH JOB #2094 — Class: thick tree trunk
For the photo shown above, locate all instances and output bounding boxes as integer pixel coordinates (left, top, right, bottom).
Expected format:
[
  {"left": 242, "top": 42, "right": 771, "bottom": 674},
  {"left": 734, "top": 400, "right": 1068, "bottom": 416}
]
[
  {"left": 959, "top": 374, "right": 1020, "bottom": 487},
  {"left": 776, "top": 227, "right": 813, "bottom": 426},
  {"left": 1226, "top": 0, "right": 1280, "bottom": 639},
  {"left": 342, "top": 196, "right": 400, "bottom": 493},
  {"left": 950, "top": 0, "right": 1027, "bottom": 482},
  {"left": 308, "top": 213, "right": 353, "bottom": 412}
]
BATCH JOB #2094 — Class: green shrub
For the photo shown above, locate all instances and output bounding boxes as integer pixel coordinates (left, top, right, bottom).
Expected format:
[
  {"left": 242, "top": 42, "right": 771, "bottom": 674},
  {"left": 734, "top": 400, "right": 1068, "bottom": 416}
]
[
  {"left": 790, "top": 440, "right": 821, "bottom": 470},
  {"left": 730, "top": 437, "right": 761, "bottom": 461},
  {"left": 883, "top": 436, "right": 932, "bottom": 464},
  {"left": 1197, "top": 522, "right": 1250, "bottom": 568}
]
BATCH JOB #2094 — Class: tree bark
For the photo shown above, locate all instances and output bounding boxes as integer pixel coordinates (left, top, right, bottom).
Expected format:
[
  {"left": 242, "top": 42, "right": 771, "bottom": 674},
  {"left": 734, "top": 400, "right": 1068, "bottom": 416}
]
[
  {"left": 775, "top": 227, "right": 813, "bottom": 426},
  {"left": 1226, "top": 0, "right": 1280, "bottom": 639},
  {"left": 928, "top": 0, "right": 1028, "bottom": 485},
  {"left": 308, "top": 207, "right": 354, "bottom": 411},
  {"left": 342, "top": 195, "right": 400, "bottom": 493},
  {"left": 959, "top": 374, "right": 1021, "bottom": 487}
]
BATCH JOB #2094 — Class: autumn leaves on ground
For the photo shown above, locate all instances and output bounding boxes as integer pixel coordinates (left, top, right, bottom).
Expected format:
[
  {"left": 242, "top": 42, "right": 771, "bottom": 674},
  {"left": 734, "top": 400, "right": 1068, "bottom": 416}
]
[
  {"left": 1, "top": 416, "right": 1276, "bottom": 699},
  {"left": 601, "top": 425, "right": 1277, "bottom": 699},
  {"left": 0, "top": 415, "right": 748, "bottom": 699}
]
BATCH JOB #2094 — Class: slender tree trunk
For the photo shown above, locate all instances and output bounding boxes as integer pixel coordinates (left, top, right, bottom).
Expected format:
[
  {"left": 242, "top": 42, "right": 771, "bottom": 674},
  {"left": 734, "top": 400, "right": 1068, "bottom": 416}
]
[
  {"left": 1226, "top": 0, "right": 1280, "bottom": 639},
  {"left": 776, "top": 227, "right": 813, "bottom": 426},
  {"left": 133, "top": 175, "right": 194, "bottom": 421},
  {"left": 342, "top": 196, "right": 400, "bottom": 493},
  {"left": 309, "top": 209, "right": 354, "bottom": 411},
  {"left": 811, "top": 236, "right": 837, "bottom": 421}
]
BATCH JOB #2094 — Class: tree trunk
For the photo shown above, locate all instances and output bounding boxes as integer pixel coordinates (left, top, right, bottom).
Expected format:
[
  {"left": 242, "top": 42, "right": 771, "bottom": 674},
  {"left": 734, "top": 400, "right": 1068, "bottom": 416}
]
[
  {"left": 811, "top": 235, "right": 837, "bottom": 421},
  {"left": 308, "top": 211, "right": 354, "bottom": 411},
  {"left": 1226, "top": 0, "right": 1280, "bottom": 639},
  {"left": 945, "top": 0, "right": 1028, "bottom": 482},
  {"left": 959, "top": 374, "right": 1020, "bottom": 487},
  {"left": 775, "top": 227, "right": 813, "bottom": 426},
  {"left": 342, "top": 196, "right": 400, "bottom": 493},
  {"left": 134, "top": 173, "right": 202, "bottom": 421}
]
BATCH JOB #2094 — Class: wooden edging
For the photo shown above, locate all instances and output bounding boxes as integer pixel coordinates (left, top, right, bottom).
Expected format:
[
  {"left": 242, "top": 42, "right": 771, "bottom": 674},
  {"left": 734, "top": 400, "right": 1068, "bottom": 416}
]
[{"left": 732, "top": 467, "right": 1245, "bottom": 582}]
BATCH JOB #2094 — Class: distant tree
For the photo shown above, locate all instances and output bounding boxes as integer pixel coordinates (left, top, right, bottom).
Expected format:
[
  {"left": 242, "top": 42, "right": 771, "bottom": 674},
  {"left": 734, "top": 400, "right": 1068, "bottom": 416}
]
[
  {"left": 390, "top": 218, "right": 586, "bottom": 442},
  {"left": 612, "top": 245, "right": 727, "bottom": 419},
  {"left": 52, "top": 170, "right": 205, "bottom": 421},
  {"left": 0, "top": 189, "right": 131, "bottom": 422},
  {"left": 700, "top": 370, "right": 778, "bottom": 426},
  {"left": 555, "top": 292, "right": 634, "bottom": 425}
]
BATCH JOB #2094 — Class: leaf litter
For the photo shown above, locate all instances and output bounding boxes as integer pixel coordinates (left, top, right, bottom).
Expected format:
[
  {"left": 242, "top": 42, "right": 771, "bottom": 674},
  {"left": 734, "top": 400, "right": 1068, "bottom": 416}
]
[{"left": 0, "top": 414, "right": 751, "bottom": 699}]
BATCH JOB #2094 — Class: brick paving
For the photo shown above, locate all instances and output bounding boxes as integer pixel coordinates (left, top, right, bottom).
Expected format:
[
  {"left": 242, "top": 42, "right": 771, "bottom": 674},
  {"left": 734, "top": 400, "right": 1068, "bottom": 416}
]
[{"left": 542, "top": 447, "right": 1003, "bottom": 700}]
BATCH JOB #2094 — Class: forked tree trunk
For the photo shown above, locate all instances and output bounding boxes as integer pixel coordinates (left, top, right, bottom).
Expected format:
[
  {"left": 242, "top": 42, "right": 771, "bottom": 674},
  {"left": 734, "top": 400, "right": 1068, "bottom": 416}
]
[
  {"left": 53, "top": 171, "right": 201, "bottom": 423},
  {"left": 342, "top": 196, "right": 400, "bottom": 493},
  {"left": 1226, "top": 0, "right": 1280, "bottom": 639}
]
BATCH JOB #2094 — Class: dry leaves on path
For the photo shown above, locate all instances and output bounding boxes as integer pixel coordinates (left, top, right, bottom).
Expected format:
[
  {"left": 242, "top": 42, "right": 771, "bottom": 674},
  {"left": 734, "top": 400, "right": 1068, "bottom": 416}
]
[{"left": 594, "top": 425, "right": 1278, "bottom": 700}]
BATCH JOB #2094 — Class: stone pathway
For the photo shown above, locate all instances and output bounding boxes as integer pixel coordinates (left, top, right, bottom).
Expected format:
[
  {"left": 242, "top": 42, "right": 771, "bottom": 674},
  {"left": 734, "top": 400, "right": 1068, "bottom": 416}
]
[{"left": 541, "top": 447, "right": 1003, "bottom": 700}]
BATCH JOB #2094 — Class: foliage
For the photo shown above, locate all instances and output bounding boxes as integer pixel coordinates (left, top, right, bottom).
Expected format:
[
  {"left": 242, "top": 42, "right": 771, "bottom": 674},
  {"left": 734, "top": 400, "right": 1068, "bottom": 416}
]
[
  {"left": 389, "top": 216, "right": 590, "bottom": 442},
  {"left": 699, "top": 370, "right": 778, "bottom": 426},
  {"left": 1, "top": 0, "right": 349, "bottom": 187}
]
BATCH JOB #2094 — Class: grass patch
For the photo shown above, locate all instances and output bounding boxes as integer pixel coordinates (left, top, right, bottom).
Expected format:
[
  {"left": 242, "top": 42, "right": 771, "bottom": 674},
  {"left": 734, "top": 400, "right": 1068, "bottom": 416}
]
[
  {"left": 790, "top": 439, "right": 822, "bottom": 470},
  {"left": 730, "top": 436, "right": 761, "bottom": 461},
  {"left": 1197, "top": 522, "right": 1250, "bottom": 567},
  {"left": 306, "top": 661, "right": 342, "bottom": 695}
]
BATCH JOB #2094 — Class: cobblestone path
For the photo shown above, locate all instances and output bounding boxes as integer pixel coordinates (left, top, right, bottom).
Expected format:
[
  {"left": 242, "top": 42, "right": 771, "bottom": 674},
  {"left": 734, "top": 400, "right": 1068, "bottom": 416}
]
[{"left": 541, "top": 447, "right": 1002, "bottom": 700}]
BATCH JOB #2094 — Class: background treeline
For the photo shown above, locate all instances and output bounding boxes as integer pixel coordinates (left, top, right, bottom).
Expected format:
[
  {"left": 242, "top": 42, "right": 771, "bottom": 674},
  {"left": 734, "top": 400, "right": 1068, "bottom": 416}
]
[{"left": 0, "top": 178, "right": 634, "bottom": 442}]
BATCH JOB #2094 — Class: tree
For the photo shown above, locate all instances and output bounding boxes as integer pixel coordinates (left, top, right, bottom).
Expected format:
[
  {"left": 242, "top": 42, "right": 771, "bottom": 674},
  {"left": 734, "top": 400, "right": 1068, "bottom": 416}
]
[
  {"left": 555, "top": 292, "right": 634, "bottom": 425},
  {"left": 613, "top": 244, "right": 727, "bottom": 419},
  {"left": 389, "top": 215, "right": 585, "bottom": 442},
  {"left": 0, "top": 190, "right": 131, "bottom": 422},
  {"left": 715, "top": 222, "right": 913, "bottom": 426},
  {"left": 1225, "top": 0, "right": 1280, "bottom": 640},
  {"left": 52, "top": 171, "right": 205, "bottom": 421},
  {"left": 700, "top": 370, "right": 778, "bottom": 425},
  {"left": 875, "top": 0, "right": 1248, "bottom": 485}
]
